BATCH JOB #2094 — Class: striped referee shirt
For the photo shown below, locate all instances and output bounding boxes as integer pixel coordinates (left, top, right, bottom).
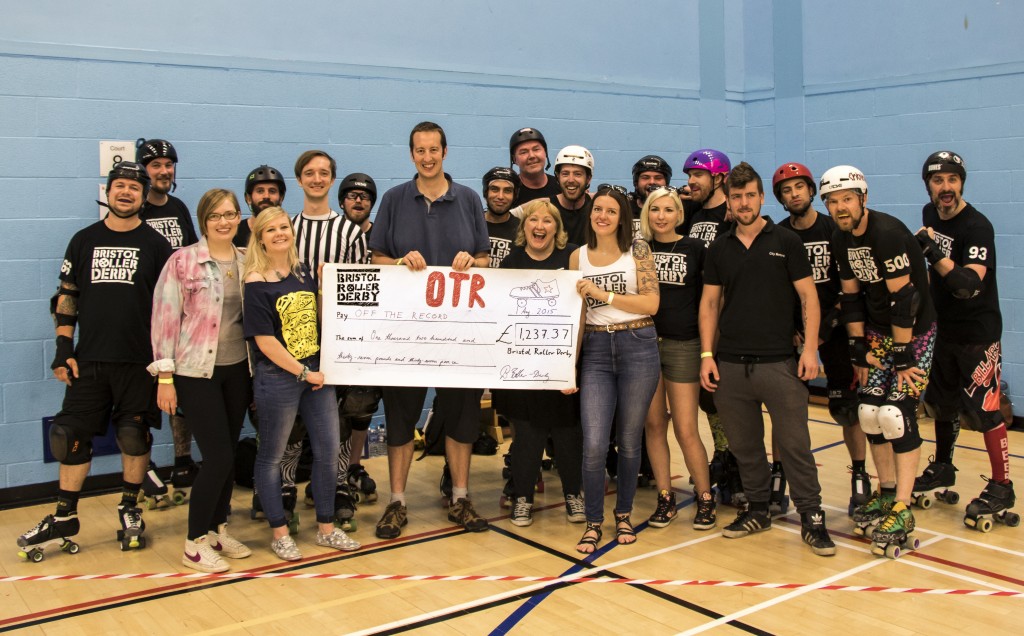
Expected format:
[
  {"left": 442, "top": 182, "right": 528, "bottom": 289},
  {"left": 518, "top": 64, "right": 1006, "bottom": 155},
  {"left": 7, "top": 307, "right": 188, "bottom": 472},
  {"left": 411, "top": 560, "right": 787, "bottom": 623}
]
[{"left": 292, "top": 210, "right": 368, "bottom": 282}]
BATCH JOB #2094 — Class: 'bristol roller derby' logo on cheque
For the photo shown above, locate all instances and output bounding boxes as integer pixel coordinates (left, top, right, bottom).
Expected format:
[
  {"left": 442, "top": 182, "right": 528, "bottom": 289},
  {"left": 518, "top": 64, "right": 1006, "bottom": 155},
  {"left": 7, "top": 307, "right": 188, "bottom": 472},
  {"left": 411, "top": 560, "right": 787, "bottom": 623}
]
[{"left": 335, "top": 269, "right": 381, "bottom": 307}]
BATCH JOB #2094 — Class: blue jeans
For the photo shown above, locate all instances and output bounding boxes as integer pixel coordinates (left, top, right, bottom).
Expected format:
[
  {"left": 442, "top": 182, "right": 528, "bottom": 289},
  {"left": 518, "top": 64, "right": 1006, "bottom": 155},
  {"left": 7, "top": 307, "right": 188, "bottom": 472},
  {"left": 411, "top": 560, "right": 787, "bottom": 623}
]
[
  {"left": 253, "top": 358, "right": 339, "bottom": 528},
  {"left": 579, "top": 325, "right": 661, "bottom": 523}
]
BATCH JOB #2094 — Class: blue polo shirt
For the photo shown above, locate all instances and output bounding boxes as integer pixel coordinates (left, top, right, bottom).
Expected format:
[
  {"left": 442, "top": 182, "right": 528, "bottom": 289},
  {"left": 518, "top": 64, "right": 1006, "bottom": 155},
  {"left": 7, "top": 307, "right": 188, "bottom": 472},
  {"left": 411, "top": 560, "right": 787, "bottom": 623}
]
[{"left": 369, "top": 174, "right": 490, "bottom": 267}]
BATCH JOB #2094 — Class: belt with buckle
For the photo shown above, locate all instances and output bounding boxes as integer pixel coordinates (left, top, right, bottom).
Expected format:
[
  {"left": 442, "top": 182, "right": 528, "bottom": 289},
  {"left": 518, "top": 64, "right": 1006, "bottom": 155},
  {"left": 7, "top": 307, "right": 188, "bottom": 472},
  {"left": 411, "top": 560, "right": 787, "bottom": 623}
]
[{"left": 585, "top": 317, "right": 655, "bottom": 333}]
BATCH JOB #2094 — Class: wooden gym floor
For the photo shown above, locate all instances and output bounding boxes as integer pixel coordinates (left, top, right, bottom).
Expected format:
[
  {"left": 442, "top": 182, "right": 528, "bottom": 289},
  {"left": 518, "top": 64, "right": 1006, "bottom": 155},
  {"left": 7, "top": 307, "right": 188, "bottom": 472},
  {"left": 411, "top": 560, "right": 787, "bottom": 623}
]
[{"left": 2, "top": 404, "right": 1022, "bottom": 635}]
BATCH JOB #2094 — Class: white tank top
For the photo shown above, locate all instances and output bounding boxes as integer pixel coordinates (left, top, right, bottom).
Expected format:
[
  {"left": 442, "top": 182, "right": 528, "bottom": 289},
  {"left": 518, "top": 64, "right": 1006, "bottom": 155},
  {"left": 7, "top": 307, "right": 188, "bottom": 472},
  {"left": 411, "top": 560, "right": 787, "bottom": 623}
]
[{"left": 579, "top": 245, "right": 649, "bottom": 326}]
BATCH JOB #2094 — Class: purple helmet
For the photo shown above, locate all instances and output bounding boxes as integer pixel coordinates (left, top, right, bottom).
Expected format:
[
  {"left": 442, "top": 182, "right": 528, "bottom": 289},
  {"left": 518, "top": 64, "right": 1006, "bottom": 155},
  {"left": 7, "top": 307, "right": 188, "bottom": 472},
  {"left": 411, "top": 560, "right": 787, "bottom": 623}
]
[{"left": 682, "top": 149, "right": 731, "bottom": 175}]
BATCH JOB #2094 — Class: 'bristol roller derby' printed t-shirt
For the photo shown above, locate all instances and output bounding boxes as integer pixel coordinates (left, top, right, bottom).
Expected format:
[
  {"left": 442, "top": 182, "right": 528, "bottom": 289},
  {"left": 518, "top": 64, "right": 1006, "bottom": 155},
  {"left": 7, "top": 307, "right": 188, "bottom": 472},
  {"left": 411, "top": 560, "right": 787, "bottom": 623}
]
[
  {"left": 244, "top": 268, "right": 321, "bottom": 367},
  {"left": 650, "top": 237, "right": 705, "bottom": 341},
  {"left": 60, "top": 220, "right": 173, "bottom": 363},
  {"left": 687, "top": 202, "right": 732, "bottom": 248},
  {"left": 486, "top": 215, "right": 520, "bottom": 268},
  {"left": 779, "top": 212, "right": 842, "bottom": 336},
  {"left": 578, "top": 245, "right": 647, "bottom": 326},
  {"left": 140, "top": 195, "right": 198, "bottom": 250}
]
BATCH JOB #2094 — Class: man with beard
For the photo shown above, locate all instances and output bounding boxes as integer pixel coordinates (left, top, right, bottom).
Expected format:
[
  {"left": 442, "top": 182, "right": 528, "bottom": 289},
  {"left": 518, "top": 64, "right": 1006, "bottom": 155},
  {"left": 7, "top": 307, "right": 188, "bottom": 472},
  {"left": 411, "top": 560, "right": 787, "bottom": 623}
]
[
  {"left": 912, "top": 151, "right": 1015, "bottom": 530},
  {"left": 698, "top": 162, "right": 833, "bottom": 555},
  {"left": 774, "top": 162, "right": 870, "bottom": 516},
  {"left": 509, "top": 127, "right": 561, "bottom": 207},
  {"left": 549, "top": 145, "right": 595, "bottom": 246},
  {"left": 235, "top": 165, "right": 287, "bottom": 248},
  {"left": 18, "top": 162, "right": 172, "bottom": 556},
  {"left": 136, "top": 138, "right": 199, "bottom": 490},
  {"left": 629, "top": 155, "right": 672, "bottom": 236},
  {"left": 339, "top": 173, "right": 377, "bottom": 236},
  {"left": 823, "top": 165, "right": 936, "bottom": 554},
  {"left": 483, "top": 166, "right": 521, "bottom": 268}
]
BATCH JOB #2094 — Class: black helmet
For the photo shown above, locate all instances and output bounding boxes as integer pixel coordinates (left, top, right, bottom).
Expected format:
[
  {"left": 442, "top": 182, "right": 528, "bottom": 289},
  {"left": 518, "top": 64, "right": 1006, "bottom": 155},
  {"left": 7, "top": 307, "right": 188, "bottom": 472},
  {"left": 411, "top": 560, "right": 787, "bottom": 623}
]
[
  {"left": 482, "top": 166, "right": 521, "bottom": 197},
  {"left": 135, "top": 138, "right": 178, "bottom": 166},
  {"left": 245, "top": 165, "right": 287, "bottom": 199},
  {"left": 632, "top": 155, "right": 673, "bottom": 189},
  {"left": 922, "top": 150, "right": 966, "bottom": 183},
  {"left": 338, "top": 173, "right": 377, "bottom": 207},
  {"left": 106, "top": 161, "right": 151, "bottom": 200},
  {"left": 508, "top": 127, "right": 550, "bottom": 169}
]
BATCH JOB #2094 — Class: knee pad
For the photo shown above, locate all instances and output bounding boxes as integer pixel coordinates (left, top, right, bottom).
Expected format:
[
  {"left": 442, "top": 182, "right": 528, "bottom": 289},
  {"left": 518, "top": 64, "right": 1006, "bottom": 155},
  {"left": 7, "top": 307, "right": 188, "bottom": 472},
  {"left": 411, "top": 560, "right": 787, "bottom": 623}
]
[
  {"left": 877, "top": 405, "right": 905, "bottom": 440},
  {"left": 348, "top": 414, "right": 372, "bottom": 432},
  {"left": 879, "top": 402, "right": 922, "bottom": 453},
  {"left": 858, "top": 404, "right": 882, "bottom": 435},
  {"left": 48, "top": 421, "right": 92, "bottom": 464},
  {"left": 828, "top": 392, "right": 859, "bottom": 427},
  {"left": 114, "top": 422, "right": 152, "bottom": 456},
  {"left": 340, "top": 386, "right": 383, "bottom": 420}
]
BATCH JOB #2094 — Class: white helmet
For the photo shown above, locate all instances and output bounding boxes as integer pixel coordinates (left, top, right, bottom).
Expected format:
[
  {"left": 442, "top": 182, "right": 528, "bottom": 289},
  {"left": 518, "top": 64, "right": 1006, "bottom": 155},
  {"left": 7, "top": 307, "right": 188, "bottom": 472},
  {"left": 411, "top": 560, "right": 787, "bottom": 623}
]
[
  {"left": 818, "top": 165, "right": 867, "bottom": 201},
  {"left": 554, "top": 145, "right": 594, "bottom": 175}
]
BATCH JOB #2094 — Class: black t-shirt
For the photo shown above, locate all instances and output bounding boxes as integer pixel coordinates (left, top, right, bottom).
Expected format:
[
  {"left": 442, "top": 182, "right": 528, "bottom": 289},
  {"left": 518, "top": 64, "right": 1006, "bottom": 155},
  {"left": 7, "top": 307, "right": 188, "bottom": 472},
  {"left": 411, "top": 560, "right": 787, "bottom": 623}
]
[
  {"left": 778, "top": 212, "right": 842, "bottom": 318},
  {"left": 233, "top": 220, "right": 252, "bottom": 249},
  {"left": 499, "top": 244, "right": 575, "bottom": 271},
  {"left": 549, "top": 194, "right": 593, "bottom": 248},
  {"left": 140, "top": 195, "right": 199, "bottom": 250},
  {"left": 513, "top": 175, "right": 561, "bottom": 207},
  {"left": 833, "top": 209, "right": 936, "bottom": 335},
  {"left": 630, "top": 195, "right": 644, "bottom": 239},
  {"left": 650, "top": 237, "right": 705, "bottom": 341},
  {"left": 486, "top": 215, "right": 520, "bottom": 269},
  {"left": 60, "top": 221, "right": 173, "bottom": 363},
  {"left": 687, "top": 202, "right": 732, "bottom": 248},
  {"left": 704, "top": 218, "right": 812, "bottom": 357},
  {"left": 243, "top": 268, "right": 321, "bottom": 368},
  {"left": 922, "top": 202, "right": 1001, "bottom": 343}
]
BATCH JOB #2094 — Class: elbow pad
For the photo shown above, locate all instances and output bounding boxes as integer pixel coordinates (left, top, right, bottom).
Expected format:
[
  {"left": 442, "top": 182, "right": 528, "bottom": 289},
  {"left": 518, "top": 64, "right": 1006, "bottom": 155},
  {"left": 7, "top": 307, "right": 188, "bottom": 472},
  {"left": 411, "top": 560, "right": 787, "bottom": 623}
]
[
  {"left": 943, "top": 265, "right": 983, "bottom": 300},
  {"left": 889, "top": 282, "right": 920, "bottom": 329},
  {"left": 839, "top": 292, "right": 866, "bottom": 325}
]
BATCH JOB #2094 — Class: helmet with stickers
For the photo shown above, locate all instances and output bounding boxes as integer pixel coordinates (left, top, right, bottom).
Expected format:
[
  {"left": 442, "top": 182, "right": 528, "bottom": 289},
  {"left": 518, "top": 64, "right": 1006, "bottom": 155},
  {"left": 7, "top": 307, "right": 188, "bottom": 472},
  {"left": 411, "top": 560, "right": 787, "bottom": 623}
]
[
  {"left": 921, "top": 150, "right": 966, "bottom": 183},
  {"left": 508, "top": 127, "right": 551, "bottom": 169},
  {"left": 106, "top": 161, "right": 151, "bottom": 199},
  {"left": 818, "top": 165, "right": 868, "bottom": 201},
  {"left": 245, "top": 165, "right": 287, "bottom": 199},
  {"left": 682, "top": 149, "right": 731, "bottom": 175},
  {"left": 338, "top": 172, "right": 377, "bottom": 207},
  {"left": 135, "top": 138, "right": 178, "bottom": 165},
  {"left": 553, "top": 145, "right": 595, "bottom": 176},
  {"left": 771, "top": 162, "right": 816, "bottom": 203},
  {"left": 481, "top": 166, "right": 521, "bottom": 198},
  {"left": 632, "top": 155, "right": 673, "bottom": 189}
]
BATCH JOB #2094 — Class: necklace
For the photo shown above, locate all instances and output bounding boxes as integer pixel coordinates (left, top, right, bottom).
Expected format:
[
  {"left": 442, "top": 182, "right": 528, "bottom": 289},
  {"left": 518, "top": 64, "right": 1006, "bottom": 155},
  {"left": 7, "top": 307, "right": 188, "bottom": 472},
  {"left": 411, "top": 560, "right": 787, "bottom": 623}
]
[{"left": 274, "top": 269, "right": 287, "bottom": 281}]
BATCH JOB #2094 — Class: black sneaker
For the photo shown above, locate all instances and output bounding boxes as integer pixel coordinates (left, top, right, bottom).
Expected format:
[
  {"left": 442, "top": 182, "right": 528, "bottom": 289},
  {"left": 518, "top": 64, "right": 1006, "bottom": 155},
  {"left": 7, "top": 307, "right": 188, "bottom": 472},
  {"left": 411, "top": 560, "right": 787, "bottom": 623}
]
[
  {"left": 375, "top": 501, "right": 407, "bottom": 539},
  {"left": 647, "top": 490, "right": 676, "bottom": 528},
  {"left": 801, "top": 509, "right": 836, "bottom": 556},
  {"left": 721, "top": 507, "right": 771, "bottom": 538},
  {"left": 693, "top": 491, "right": 717, "bottom": 530},
  {"left": 449, "top": 498, "right": 489, "bottom": 532},
  {"left": 510, "top": 497, "right": 533, "bottom": 527}
]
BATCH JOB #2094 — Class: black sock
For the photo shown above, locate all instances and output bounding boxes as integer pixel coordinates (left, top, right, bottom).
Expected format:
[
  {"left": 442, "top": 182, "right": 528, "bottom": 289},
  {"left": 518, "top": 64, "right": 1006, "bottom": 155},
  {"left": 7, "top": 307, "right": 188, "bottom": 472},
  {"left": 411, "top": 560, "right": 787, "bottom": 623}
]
[
  {"left": 934, "top": 419, "right": 960, "bottom": 465},
  {"left": 852, "top": 460, "right": 867, "bottom": 473},
  {"left": 56, "top": 490, "right": 80, "bottom": 517},
  {"left": 120, "top": 481, "right": 142, "bottom": 508},
  {"left": 771, "top": 461, "right": 783, "bottom": 472}
]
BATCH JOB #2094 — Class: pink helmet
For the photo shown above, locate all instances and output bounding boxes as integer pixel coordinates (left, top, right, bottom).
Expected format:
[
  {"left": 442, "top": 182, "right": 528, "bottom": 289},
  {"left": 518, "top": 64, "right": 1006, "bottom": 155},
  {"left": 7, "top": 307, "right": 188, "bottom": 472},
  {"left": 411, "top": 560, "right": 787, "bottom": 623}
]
[{"left": 683, "top": 149, "right": 731, "bottom": 175}]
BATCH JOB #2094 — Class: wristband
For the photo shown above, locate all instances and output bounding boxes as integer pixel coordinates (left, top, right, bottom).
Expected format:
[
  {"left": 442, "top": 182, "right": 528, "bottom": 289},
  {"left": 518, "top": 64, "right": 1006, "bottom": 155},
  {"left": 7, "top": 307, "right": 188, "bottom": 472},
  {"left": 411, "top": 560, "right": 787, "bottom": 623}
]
[
  {"left": 891, "top": 343, "right": 915, "bottom": 371},
  {"left": 158, "top": 377, "right": 174, "bottom": 385},
  {"left": 296, "top": 365, "right": 310, "bottom": 383},
  {"left": 607, "top": 292, "right": 615, "bottom": 304},
  {"left": 395, "top": 258, "right": 404, "bottom": 266},
  {"left": 700, "top": 351, "right": 714, "bottom": 359},
  {"left": 848, "top": 336, "right": 870, "bottom": 367}
]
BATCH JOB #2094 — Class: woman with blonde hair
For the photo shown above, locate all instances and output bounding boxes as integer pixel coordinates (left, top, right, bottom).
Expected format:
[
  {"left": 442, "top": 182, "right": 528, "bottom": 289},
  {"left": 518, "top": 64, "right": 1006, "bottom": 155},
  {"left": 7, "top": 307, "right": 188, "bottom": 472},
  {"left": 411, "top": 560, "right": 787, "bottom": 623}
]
[{"left": 243, "top": 206, "right": 359, "bottom": 561}]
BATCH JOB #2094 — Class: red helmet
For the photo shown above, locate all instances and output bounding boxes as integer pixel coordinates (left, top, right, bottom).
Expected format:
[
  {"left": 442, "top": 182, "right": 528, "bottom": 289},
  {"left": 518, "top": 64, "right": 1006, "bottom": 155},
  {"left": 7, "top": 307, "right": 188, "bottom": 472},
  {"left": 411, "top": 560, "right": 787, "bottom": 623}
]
[{"left": 771, "top": 162, "right": 816, "bottom": 203}]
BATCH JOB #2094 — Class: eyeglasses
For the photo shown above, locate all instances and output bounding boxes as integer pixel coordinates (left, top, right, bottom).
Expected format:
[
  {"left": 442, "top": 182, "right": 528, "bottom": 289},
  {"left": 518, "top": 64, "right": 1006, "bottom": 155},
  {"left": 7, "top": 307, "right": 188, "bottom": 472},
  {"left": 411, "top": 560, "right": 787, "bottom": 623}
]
[
  {"left": 596, "top": 184, "right": 629, "bottom": 196},
  {"left": 208, "top": 211, "right": 240, "bottom": 222},
  {"left": 647, "top": 184, "right": 680, "bottom": 194},
  {"left": 344, "top": 192, "right": 371, "bottom": 202}
]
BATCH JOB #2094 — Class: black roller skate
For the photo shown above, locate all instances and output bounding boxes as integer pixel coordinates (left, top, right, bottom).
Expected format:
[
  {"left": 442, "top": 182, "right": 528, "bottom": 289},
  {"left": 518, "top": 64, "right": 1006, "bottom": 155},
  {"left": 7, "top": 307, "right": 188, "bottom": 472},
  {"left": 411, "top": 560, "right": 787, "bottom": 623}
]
[
  {"left": 911, "top": 456, "right": 959, "bottom": 509},
  {"left": 852, "top": 489, "right": 895, "bottom": 537},
  {"left": 250, "top": 488, "right": 265, "bottom": 520},
  {"left": 282, "top": 485, "right": 299, "bottom": 534},
  {"left": 768, "top": 462, "right": 789, "bottom": 515},
  {"left": 500, "top": 477, "right": 515, "bottom": 509},
  {"left": 501, "top": 451, "right": 513, "bottom": 480},
  {"left": 17, "top": 514, "right": 80, "bottom": 562},
  {"left": 116, "top": 505, "right": 146, "bottom": 550},
  {"left": 870, "top": 501, "right": 919, "bottom": 559},
  {"left": 720, "top": 450, "right": 746, "bottom": 508},
  {"left": 440, "top": 460, "right": 453, "bottom": 506},
  {"left": 139, "top": 462, "right": 174, "bottom": 510},
  {"left": 708, "top": 449, "right": 728, "bottom": 492},
  {"left": 347, "top": 465, "right": 378, "bottom": 504},
  {"left": 169, "top": 461, "right": 200, "bottom": 505},
  {"left": 964, "top": 477, "right": 1019, "bottom": 533},
  {"left": 335, "top": 486, "right": 357, "bottom": 532},
  {"left": 849, "top": 466, "right": 872, "bottom": 516}
]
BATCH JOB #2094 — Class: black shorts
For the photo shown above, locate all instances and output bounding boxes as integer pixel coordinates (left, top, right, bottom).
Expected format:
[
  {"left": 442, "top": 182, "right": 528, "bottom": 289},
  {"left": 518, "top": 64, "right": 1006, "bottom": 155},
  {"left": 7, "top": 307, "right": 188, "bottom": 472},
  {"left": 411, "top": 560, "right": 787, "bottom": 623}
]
[
  {"left": 54, "top": 361, "right": 158, "bottom": 437},
  {"left": 925, "top": 338, "right": 1003, "bottom": 429},
  {"left": 818, "top": 329, "right": 855, "bottom": 397},
  {"left": 382, "top": 386, "right": 482, "bottom": 446}
]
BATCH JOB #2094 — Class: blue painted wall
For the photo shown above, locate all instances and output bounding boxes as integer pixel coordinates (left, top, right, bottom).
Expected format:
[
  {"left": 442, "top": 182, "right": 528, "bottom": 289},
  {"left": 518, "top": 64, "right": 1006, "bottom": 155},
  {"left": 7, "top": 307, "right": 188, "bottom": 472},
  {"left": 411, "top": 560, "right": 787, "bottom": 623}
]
[{"left": 0, "top": 0, "right": 1021, "bottom": 489}]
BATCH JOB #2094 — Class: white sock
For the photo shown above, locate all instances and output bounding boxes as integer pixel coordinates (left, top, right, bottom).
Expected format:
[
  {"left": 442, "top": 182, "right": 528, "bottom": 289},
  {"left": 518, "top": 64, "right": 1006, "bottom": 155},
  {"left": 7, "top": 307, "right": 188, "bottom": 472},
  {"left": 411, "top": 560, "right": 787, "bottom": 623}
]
[
  {"left": 452, "top": 486, "right": 468, "bottom": 503},
  {"left": 390, "top": 492, "right": 406, "bottom": 506}
]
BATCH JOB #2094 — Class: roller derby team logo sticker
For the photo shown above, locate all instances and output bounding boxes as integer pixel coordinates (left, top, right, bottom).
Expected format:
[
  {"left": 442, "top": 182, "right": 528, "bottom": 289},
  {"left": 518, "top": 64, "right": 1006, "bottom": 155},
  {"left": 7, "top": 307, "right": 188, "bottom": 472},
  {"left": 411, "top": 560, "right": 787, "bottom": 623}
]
[{"left": 276, "top": 291, "right": 319, "bottom": 359}]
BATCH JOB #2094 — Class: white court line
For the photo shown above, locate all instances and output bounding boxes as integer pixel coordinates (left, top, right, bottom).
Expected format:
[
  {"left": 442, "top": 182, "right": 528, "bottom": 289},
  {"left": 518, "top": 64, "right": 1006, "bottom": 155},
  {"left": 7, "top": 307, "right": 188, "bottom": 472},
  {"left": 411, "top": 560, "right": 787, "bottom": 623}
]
[{"left": 345, "top": 532, "right": 722, "bottom": 636}]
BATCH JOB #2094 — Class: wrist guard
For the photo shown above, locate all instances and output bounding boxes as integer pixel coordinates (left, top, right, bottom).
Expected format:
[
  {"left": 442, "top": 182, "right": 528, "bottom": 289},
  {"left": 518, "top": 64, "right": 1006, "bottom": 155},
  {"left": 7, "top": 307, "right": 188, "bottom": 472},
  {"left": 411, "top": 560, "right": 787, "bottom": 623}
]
[
  {"left": 52, "top": 335, "right": 75, "bottom": 370},
  {"left": 915, "top": 229, "right": 943, "bottom": 266},
  {"left": 891, "top": 343, "right": 915, "bottom": 371},
  {"left": 848, "top": 337, "right": 870, "bottom": 367}
]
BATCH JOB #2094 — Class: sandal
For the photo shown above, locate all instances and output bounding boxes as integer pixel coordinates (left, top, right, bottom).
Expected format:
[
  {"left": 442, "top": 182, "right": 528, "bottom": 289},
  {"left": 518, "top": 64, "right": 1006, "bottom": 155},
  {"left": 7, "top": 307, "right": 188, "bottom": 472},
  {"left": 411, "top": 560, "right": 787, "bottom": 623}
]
[
  {"left": 615, "top": 513, "right": 636, "bottom": 545},
  {"left": 576, "top": 522, "right": 602, "bottom": 554}
]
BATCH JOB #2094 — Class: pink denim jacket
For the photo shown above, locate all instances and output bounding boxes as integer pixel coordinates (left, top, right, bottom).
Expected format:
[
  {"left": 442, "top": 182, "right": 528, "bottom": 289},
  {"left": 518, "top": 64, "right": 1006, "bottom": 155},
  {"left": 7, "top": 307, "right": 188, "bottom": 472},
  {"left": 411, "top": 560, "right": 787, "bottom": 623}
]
[{"left": 148, "top": 237, "right": 246, "bottom": 378}]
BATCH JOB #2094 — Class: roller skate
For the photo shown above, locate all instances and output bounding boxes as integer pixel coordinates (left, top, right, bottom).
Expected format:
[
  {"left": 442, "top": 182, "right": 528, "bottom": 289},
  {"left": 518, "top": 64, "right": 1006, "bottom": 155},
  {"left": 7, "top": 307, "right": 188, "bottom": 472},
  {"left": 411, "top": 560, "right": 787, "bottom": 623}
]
[
  {"left": 708, "top": 449, "right": 727, "bottom": 493},
  {"left": 852, "top": 489, "right": 895, "bottom": 537},
  {"left": 849, "top": 467, "right": 872, "bottom": 516},
  {"left": 964, "top": 477, "right": 1020, "bottom": 533},
  {"left": 440, "top": 460, "right": 453, "bottom": 506},
  {"left": 911, "top": 456, "right": 959, "bottom": 509},
  {"left": 768, "top": 462, "right": 789, "bottom": 515},
  {"left": 500, "top": 477, "right": 514, "bottom": 509},
  {"left": 501, "top": 451, "right": 512, "bottom": 480},
  {"left": 116, "top": 505, "right": 147, "bottom": 550},
  {"left": 800, "top": 509, "right": 836, "bottom": 556},
  {"left": 347, "top": 464, "right": 378, "bottom": 504},
  {"left": 169, "top": 461, "right": 200, "bottom": 505},
  {"left": 870, "top": 502, "right": 919, "bottom": 559},
  {"left": 282, "top": 485, "right": 299, "bottom": 534},
  {"left": 17, "top": 514, "right": 80, "bottom": 562},
  {"left": 334, "top": 486, "right": 358, "bottom": 532},
  {"left": 139, "top": 462, "right": 175, "bottom": 510},
  {"left": 720, "top": 450, "right": 747, "bottom": 508}
]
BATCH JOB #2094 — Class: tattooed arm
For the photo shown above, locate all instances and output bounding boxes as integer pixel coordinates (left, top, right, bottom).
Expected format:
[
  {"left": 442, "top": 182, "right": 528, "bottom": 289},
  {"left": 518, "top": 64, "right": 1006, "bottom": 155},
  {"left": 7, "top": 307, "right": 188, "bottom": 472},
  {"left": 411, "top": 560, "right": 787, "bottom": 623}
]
[
  {"left": 792, "top": 276, "right": 820, "bottom": 382},
  {"left": 627, "top": 239, "right": 660, "bottom": 315},
  {"left": 52, "top": 281, "right": 80, "bottom": 385}
]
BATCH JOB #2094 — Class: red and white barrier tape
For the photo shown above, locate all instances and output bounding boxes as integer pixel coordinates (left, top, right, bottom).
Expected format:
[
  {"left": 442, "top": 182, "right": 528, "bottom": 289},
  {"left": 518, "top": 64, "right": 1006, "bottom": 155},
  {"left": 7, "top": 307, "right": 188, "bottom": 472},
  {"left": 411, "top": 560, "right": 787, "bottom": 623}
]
[{"left": 2, "top": 571, "right": 1023, "bottom": 597}]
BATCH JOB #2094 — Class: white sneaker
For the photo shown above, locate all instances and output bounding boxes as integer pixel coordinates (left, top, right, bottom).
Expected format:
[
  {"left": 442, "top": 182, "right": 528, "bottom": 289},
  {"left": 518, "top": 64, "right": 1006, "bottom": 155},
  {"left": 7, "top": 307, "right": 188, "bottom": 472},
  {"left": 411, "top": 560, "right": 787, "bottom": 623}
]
[
  {"left": 209, "top": 523, "right": 252, "bottom": 559},
  {"left": 183, "top": 535, "right": 229, "bottom": 573},
  {"left": 270, "top": 534, "right": 302, "bottom": 562}
]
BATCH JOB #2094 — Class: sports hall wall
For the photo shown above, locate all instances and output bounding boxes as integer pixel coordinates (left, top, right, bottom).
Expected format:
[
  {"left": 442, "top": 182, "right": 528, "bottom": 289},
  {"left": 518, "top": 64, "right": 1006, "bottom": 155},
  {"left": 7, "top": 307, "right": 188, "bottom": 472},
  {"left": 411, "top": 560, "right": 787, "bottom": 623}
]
[{"left": 0, "top": 0, "right": 1020, "bottom": 493}]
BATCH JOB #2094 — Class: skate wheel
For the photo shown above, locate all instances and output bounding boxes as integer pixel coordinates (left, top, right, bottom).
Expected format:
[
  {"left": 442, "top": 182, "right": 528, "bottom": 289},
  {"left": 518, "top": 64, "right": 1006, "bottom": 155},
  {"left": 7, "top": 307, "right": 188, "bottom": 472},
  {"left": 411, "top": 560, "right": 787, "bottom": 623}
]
[
  {"left": 31, "top": 550, "right": 44, "bottom": 563},
  {"left": 914, "top": 494, "right": 933, "bottom": 510},
  {"left": 1003, "top": 512, "right": 1020, "bottom": 528},
  {"left": 870, "top": 544, "right": 884, "bottom": 556},
  {"left": 852, "top": 525, "right": 866, "bottom": 537},
  {"left": 63, "top": 541, "right": 80, "bottom": 554},
  {"left": 939, "top": 490, "right": 959, "bottom": 505},
  {"left": 339, "top": 519, "right": 356, "bottom": 532},
  {"left": 978, "top": 517, "right": 993, "bottom": 533},
  {"left": 288, "top": 517, "right": 299, "bottom": 535},
  {"left": 363, "top": 492, "right": 378, "bottom": 504},
  {"left": 905, "top": 537, "right": 920, "bottom": 550},
  {"left": 17, "top": 550, "right": 28, "bottom": 560},
  {"left": 172, "top": 491, "right": 186, "bottom": 505},
  {"left": 885, "top": 544, "right": 901, "bottom": 559},
  {"left": 963, "top": 515, "right": 977, "bottom": 528},
  {"left": 146, "top": 498, "right": 157, "bottom": 511},
  {"left": 500, "top": 495, "right": 510, "bottom": 509}
]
